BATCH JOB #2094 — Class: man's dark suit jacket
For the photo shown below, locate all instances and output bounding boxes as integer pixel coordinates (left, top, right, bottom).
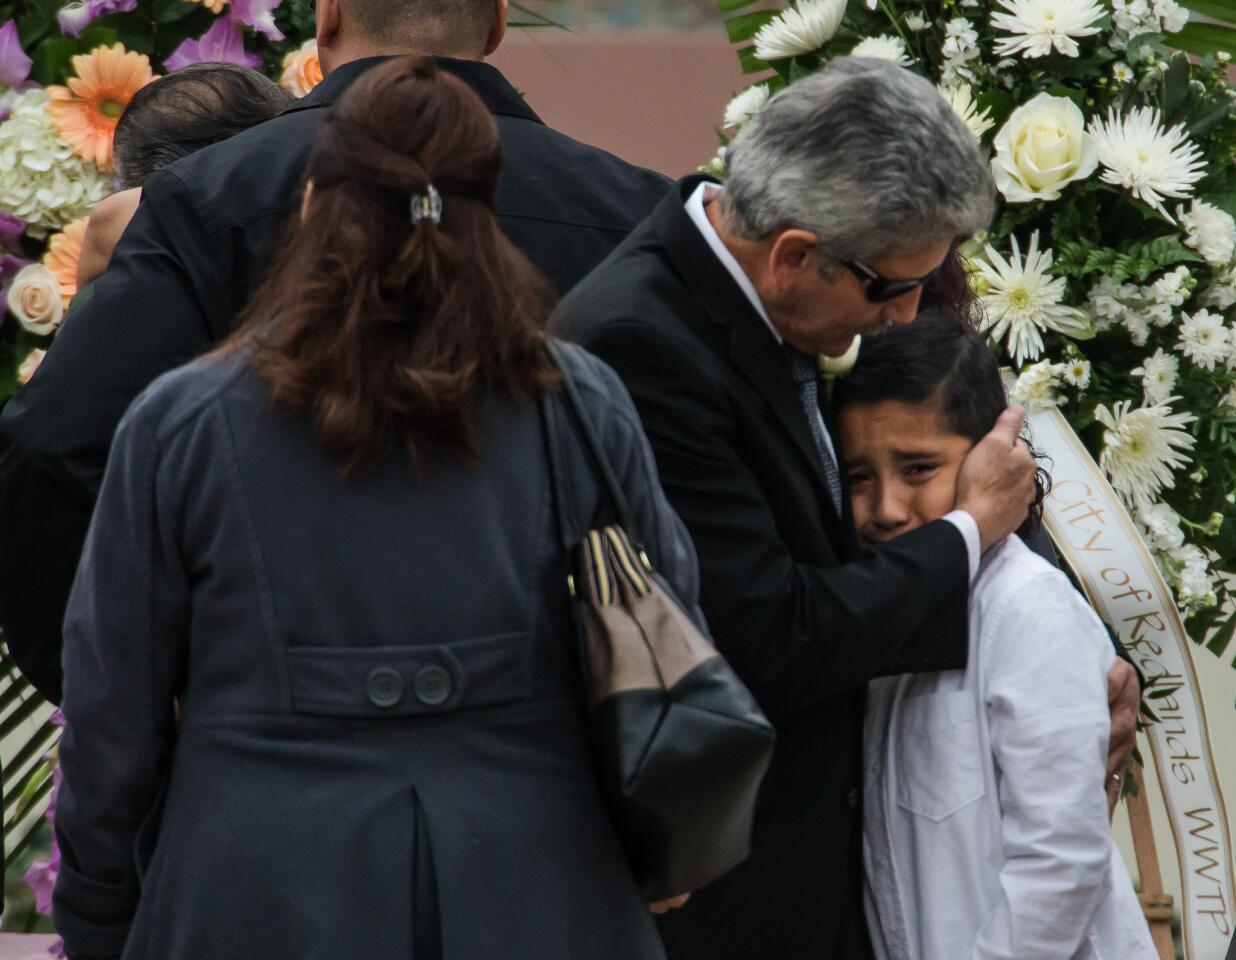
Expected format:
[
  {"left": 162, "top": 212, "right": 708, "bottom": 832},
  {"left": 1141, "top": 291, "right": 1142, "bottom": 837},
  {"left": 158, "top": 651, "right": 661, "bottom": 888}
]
[
  {"left": 553, "top": 176, "right": 973, "bottom": 960},
  {"left": 0, "top": 55, "right": 670, "bottom": 703}
]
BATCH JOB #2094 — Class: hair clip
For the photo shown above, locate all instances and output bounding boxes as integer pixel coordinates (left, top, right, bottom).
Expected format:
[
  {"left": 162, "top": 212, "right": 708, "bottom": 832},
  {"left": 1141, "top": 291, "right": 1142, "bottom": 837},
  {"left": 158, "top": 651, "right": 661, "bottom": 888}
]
[{"left": 410, "top": 184, "right": 443, "bottom": 226}]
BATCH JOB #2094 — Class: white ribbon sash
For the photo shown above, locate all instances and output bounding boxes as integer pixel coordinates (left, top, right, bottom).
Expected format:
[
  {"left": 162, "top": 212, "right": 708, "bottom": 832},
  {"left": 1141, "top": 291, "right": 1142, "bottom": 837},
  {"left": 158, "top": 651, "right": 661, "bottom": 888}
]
[{"left": 1030, "top": 405, "right": 1235, "bottom": 959}]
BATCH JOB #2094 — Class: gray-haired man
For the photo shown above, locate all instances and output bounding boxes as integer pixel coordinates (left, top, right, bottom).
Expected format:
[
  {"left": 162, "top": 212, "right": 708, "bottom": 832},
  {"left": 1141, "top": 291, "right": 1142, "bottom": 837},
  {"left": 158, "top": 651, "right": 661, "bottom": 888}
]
[{"left": 554, "top": 58, "right": 1139, "bottom": 959}]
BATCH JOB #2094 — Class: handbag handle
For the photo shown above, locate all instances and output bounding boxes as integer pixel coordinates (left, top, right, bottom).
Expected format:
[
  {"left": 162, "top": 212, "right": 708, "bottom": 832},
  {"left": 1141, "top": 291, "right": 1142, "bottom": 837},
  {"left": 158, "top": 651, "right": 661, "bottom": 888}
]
[{"left": 541, "top": 341, "right": 639, "bottom": 553}]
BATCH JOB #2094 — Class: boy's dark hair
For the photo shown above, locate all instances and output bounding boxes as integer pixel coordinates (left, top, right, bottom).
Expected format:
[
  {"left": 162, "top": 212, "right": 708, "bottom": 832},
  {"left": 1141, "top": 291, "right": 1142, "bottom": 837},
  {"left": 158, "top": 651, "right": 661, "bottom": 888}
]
[
  {"left": 832, "top": 310, "right": 1050, "bottom": 531},
  {"left": 113, "top": 63, "right": 293, "bottom": 190}
]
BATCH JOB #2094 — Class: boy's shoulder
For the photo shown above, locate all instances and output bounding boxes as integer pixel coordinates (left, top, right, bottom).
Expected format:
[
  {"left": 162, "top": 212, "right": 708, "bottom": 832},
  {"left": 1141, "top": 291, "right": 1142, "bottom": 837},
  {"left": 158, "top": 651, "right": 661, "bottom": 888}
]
[{"left": 973, "top": 534, "right": 1115, "bottom": 670}]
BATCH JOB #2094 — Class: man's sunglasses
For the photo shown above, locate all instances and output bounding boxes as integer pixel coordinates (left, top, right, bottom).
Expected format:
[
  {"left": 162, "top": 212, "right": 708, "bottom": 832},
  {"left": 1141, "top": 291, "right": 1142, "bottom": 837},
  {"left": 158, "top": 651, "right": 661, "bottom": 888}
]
[{"left": 838, "top": 256, "right": 949, "bottom": 304}]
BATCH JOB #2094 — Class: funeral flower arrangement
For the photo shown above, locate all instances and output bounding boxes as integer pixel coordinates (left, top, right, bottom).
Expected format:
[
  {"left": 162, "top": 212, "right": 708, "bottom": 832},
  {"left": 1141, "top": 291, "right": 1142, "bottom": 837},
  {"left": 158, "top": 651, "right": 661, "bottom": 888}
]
[
  {"left": 0, "top": 0, "right": 323, "bottom": 401},
  {"left": 713, "top": 0, "right": 1236, "bottom": 662}
]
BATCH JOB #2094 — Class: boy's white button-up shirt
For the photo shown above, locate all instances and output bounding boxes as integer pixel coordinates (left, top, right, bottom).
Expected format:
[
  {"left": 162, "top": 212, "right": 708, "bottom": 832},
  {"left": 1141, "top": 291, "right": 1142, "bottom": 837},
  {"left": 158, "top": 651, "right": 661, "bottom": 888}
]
[{"left": 863, "top": 535, "right": 1158, "bottom": 960}]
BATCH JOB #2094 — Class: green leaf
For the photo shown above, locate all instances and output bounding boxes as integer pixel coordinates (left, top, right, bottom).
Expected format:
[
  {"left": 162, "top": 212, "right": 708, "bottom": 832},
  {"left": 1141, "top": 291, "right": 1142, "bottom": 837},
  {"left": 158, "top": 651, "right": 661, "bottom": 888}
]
[
  {"left": 28, "top": 36, "right": 80, "bottom": 86},
  {"left": 1205, "top": 611, "right": 1236, "bottom": 658},
  {"left": 1178, "top": 0, "right": 1236, "bottom": 22},
  {"left": 1158, "top": 52, "right": 1194, "bottom": 122},
  {"left": 738, "top": 44, "right": 772, "bottom": 75},
  {"left": 726, "top": 10, "right": 778, "bottom": 43},
  {"left": 1171, "top": 21, "right": 1236, "bottom": 57}
]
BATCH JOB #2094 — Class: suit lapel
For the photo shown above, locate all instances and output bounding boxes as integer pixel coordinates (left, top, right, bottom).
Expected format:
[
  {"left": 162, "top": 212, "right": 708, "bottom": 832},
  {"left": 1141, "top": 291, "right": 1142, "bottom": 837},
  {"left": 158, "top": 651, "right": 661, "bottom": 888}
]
[{"left": 652, "top": 177, "right": 846, "bottom": 541}]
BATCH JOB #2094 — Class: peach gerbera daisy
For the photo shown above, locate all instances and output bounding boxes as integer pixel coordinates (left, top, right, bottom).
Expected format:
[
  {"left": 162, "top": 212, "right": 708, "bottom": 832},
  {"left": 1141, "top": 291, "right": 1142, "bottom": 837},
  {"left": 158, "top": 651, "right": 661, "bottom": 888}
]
[
  {"left": 47, "top": 44, "right": 155, "bottom": 172},
  {"left": 43, "top": 217, "right": 89, "bottom": 309}
]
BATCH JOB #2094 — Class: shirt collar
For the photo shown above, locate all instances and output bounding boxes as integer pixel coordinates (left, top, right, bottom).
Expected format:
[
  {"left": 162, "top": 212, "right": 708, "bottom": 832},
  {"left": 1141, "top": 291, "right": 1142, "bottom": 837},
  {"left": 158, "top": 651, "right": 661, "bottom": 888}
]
[{"left": 682, "top": 182, "right": 783, "bottom": 346}]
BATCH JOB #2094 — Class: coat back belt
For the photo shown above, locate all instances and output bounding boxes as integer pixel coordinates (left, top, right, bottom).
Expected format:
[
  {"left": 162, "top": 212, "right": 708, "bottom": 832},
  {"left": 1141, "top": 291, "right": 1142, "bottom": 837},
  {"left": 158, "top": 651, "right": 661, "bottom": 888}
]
[{"left": 284, "top": 631, "right": 532, "bottom": 718}]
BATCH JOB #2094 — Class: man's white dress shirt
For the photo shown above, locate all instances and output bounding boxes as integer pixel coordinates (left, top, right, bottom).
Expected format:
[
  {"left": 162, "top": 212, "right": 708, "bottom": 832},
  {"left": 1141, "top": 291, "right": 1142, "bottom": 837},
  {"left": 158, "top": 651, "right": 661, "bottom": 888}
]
[
  {"left": 863, "top": 535, "right": 1158, "bottom": 960},
  {"left": 682, "top": 181, "right": 981, "bottom": 577}
]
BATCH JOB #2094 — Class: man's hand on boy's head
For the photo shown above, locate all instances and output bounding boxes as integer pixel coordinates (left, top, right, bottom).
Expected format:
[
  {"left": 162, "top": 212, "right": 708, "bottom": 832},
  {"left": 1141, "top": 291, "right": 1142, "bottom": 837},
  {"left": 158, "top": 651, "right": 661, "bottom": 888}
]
[{"left": 955, "top": 405, "right": 1037, "bottom": 553}]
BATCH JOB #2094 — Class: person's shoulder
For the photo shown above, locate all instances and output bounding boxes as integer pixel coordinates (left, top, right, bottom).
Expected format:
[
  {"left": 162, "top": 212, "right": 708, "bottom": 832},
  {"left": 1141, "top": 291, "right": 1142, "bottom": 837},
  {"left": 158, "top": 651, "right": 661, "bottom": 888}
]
[
  {"left": 977, "top": 535, "right": 1075, "bottom": 616},
  {"left": 494, "top": 115, "right": 671, "bottom": 233},
  {"left": 150, "top": 109, "right": 318, "bottom": 229},
  {"left": 975, "top": 535, "right": 1114, "bottom": 664},
  {"left": 121, "top": 350, "right": 255, "bottom": 445}
]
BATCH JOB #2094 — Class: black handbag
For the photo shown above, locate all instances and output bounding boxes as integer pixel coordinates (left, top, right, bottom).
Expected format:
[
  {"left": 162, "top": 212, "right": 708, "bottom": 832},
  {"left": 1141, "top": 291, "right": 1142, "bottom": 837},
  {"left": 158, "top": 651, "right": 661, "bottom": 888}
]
[{"left": 541, "top": 343, "right": 776, "bottom": 901}]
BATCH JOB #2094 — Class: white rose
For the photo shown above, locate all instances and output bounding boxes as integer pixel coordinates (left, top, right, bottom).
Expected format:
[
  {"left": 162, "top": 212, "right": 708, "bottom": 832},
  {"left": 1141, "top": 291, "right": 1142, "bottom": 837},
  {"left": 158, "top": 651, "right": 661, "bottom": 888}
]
[
  {"left": 6, "top": 263, "right": 63, "bottom": 335},
  {"left": 991, "top": 93, "right": 1098, "bottom": 202}
]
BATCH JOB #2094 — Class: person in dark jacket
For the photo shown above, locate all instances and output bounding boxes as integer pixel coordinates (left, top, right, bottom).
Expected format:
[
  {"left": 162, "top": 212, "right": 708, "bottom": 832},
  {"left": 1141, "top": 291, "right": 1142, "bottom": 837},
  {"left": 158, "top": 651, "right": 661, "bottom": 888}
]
[
  {"left": 76, "top": 62, "right": 294, "bottom": 287},
  {"left": 0, "top": 0, "right": 671, "bottom": 704},
  {"left": 53, "top": 57, "right": 693, "bottom": 960},
  {"left": 552, "top": 58, "right": 1142, "bottom": 960}
]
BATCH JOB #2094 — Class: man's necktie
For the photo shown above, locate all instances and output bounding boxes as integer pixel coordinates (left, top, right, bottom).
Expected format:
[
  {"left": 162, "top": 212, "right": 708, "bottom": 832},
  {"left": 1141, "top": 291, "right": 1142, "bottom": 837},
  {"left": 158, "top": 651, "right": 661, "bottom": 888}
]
[{"left": 786, "top": 347, "right": 844, "bottom": 515}]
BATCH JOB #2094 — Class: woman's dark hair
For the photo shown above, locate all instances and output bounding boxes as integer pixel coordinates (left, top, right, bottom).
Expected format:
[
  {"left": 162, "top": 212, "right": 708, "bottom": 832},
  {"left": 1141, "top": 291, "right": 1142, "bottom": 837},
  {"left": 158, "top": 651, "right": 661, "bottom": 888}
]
[
  {"left": 113, "top": 63, "right": 293, "bottom": 189},
  {"left": 832, "top": 310, "right": 1050, "bottom": 531},
  {"left": 921, "top": 248, "right": 980, "bottom": 320},
  {"left": 228, "top": 56, "right": 559, "bottom": 478}
]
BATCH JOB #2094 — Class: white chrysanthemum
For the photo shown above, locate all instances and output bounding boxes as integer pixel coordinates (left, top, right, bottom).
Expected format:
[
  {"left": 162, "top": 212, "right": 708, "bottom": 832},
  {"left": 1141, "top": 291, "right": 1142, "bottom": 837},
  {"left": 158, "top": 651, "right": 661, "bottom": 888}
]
[
  {"left": 754, "top": 0, "right": 847, "bottom": 60},
  {"left": 1137, "top": 502, "right": 1186, "bottom": 551},
  {"left": 850, "top": 35, "right": 911, "bottom": 65},
  {"left": 991, "top": 0, "right": 1106, "bottom": 58},
  {"left": 1112, "top": 62, "right": 1134, "bottom": 82},
  {"left": 1095, "top": 398, "right": 1196, "bottom": 507},
  {"left": 0, "top": 89, "right": 109, "bottom": 235},
  {"left": 723, "top": 84, "right": 771, "bottom": 130},
  {"left": 905, "top": 12, "right": 929, "bottom": 30},
  {"left": 1132, "top": 348, "right": 1179, "bottom": 404},
  {"left": 1176, "top": 308, "right": 1231, "bottom": 370},
  {"left": 1178, "top": 199, "right": 1236, "bottom": 265},
  {"left": 976, "top": 232, "right": 1091, "bottom": 365},
  {"left": 1010, "top": 360, "right": 1065, "bottom": 409},
  {"left": 1088, "top": 106, "right": 1206, "bottom": 219},
  {"left": 1061, "top": 357, "right": 1092, "bottom": 388},
  {"left": 940, "top": 84, "right": 994, "bottom": 139}
]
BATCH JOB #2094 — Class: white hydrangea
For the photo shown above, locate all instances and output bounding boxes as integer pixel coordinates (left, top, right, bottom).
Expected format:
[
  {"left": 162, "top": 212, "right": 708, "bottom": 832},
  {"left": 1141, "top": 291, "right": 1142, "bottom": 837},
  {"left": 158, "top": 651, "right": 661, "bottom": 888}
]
[
  {"left": 1111, "top": 0, "right": 1188, "bottom": 49},
  {"left": 1150, "top": 265, "right": 1192, "bottom": 308},
  {"left": 1087, "top": 275, "right": 1140, "bottom": 330},
  {"left": 1176, "top": 308, "right": 1231, "bottom": 369},
  {"left": 1178, "top": 199, "right": 1236, "bottom": 265},
  {"left": 1132, "top": 348, "right": 1180, "bottom": 403},
  {"left": 1124, "top": 309, "right": 1153, "bottom": 345},
  {"left": 723, "top": 84, "right": 771, "bottom": 130},
  {"left": 941, "top": 18, "right": 983, "bottom": 85},
  {"left": 1010, "top": 360, "right": 1066, "bottom": 409},
  {"left": 1138, "top": 501, "right": 1186, "bottom": 551},
  {"left": 1201, "top": 264, "right": 1236, "bottom": 310},
  {"left": 0, "top": 89, "right": 109, "bottom": 235},
  {"left": 1169, "top": 542, "right": 1217, "bottom": 608}
]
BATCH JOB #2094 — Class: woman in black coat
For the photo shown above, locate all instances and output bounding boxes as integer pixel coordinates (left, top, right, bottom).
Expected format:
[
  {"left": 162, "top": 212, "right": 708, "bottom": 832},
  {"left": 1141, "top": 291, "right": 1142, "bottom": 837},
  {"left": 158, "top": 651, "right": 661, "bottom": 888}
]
[{"left": 52, "top": 56, "right": 699, "bottom": 960}]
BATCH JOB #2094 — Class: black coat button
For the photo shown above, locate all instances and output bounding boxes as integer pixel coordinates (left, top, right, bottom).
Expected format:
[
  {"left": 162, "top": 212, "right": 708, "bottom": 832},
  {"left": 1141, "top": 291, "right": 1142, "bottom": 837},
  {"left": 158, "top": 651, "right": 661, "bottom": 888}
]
[
  {"left": 367, "top": 667, "right": 404, "bottom": 708},
  {"left": 414, "top": 665, "right": 452, "bottom": 706}
]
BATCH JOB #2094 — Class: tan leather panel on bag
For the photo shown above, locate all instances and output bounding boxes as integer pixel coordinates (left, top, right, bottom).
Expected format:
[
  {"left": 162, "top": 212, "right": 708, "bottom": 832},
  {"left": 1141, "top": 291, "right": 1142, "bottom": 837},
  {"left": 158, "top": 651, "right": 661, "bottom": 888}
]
[{"left": 577, "top": 525, "right": 718, "bottom": 706}]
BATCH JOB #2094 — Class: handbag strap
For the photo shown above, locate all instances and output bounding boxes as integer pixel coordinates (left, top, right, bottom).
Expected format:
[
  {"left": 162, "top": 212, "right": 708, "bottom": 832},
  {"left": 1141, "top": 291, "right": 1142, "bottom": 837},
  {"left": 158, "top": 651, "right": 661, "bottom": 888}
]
[{"left": 542, "top": 341, "right": 638, "bottom": 547}]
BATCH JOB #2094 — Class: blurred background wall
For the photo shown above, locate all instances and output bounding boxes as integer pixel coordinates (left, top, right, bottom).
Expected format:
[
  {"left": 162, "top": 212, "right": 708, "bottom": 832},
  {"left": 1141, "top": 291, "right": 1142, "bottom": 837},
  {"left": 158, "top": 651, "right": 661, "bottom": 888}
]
[{"left": 489, "top": 3, "right": 747, "bottom": 176}]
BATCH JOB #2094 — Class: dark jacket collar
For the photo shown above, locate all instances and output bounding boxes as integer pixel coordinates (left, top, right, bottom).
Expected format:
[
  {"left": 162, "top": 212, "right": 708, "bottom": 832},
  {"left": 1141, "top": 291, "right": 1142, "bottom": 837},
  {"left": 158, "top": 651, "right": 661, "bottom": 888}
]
[
  {"left": 282, "top": 55, "right": 543, "bottom": 125},
  {"left": 651, "top": 175, "right": 845, "bottom": 534}
]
